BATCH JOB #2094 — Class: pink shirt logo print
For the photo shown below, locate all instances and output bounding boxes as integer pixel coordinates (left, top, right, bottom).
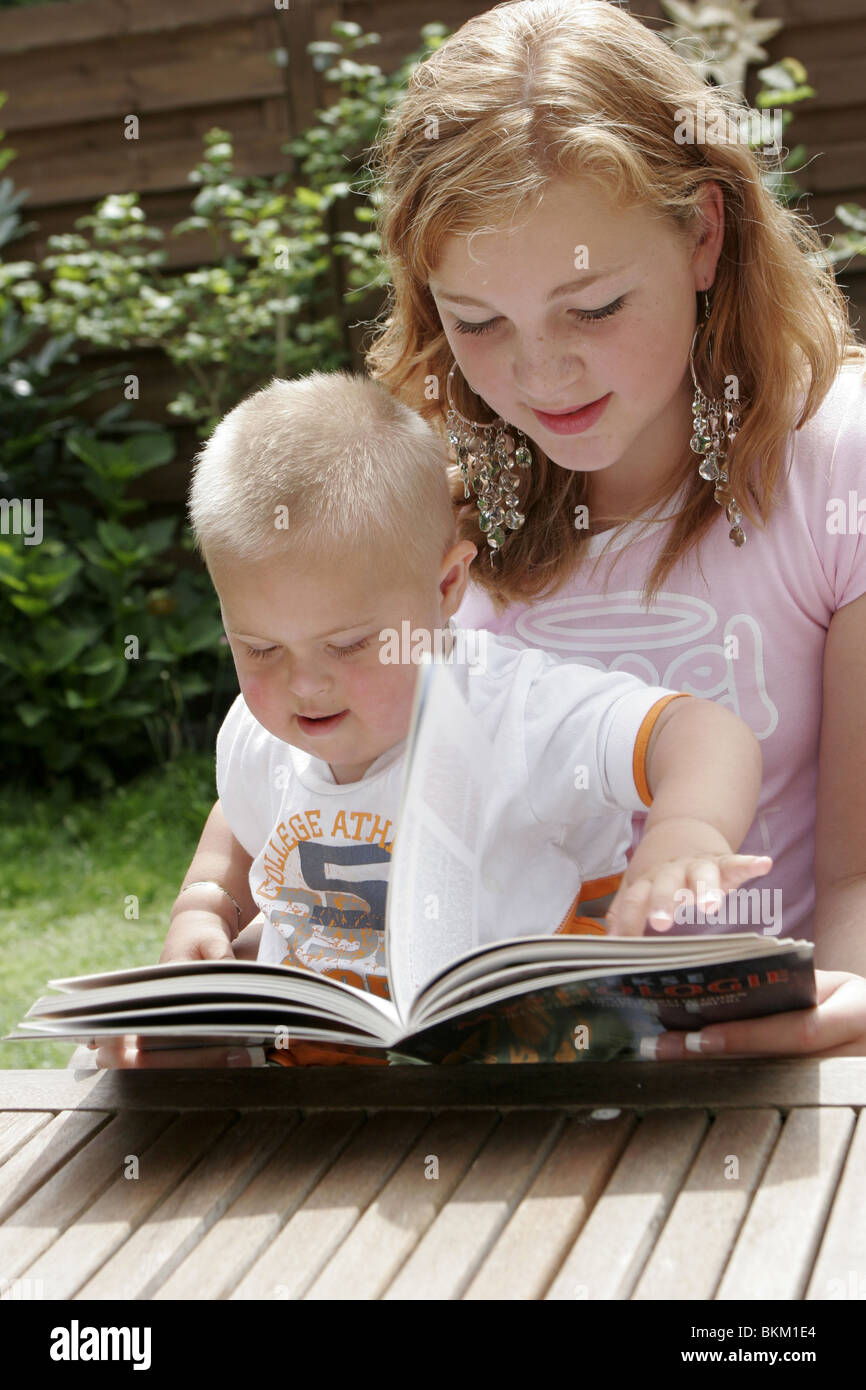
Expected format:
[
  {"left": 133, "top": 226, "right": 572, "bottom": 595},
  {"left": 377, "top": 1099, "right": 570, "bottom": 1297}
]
[{"left": 513, "top": 593, "right": 779, "bottom": 737}]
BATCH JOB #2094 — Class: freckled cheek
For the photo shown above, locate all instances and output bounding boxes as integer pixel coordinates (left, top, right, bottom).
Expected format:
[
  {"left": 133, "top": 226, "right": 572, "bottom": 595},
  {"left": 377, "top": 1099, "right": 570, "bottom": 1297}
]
[{"left": 611, "top": 327, "right": 665, "bottom": 395}]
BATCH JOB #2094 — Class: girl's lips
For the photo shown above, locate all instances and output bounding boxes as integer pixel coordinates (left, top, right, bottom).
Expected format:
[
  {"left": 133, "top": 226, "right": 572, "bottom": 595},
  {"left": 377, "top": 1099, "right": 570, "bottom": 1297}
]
[
  {"left": 297, "top": 710, "right": 349, "bottom": 736},
  {"left": 531, "top": 392, "right": 611, "bottom": 435}
]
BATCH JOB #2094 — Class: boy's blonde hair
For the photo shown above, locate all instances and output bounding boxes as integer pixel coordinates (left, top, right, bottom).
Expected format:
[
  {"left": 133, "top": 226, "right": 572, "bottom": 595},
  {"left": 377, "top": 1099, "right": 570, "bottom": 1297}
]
[
  {"left": 365, "top": 0, "right": 866, "bottom": 608},
  {"left": 187, "top": 370, "right": 458, "bottom": 579}
]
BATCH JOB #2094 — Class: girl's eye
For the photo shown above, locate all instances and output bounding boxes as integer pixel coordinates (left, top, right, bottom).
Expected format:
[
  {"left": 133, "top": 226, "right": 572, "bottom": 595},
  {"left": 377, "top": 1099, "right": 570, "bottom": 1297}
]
[
  {"left": 453, "top": 296, "right": 626, "bottom": 336},
  {"left": 572, "top": 296, "right": 626, "bottom": 323},
  {"left": 244, "top": 645, "right": 277, "bottom": 661},
  {"left": 454, "top": 317, "right": 502, "bottom": 336}
]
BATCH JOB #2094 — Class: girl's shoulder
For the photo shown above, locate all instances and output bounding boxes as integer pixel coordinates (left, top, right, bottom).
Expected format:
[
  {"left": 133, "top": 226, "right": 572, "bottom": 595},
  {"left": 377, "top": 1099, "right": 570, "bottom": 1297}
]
[
  {"left": 789, "top": 360, "right": 866, "bottom": 475},
  {"left": 782, "top": 361, "right": 866, "bottom": 609}
]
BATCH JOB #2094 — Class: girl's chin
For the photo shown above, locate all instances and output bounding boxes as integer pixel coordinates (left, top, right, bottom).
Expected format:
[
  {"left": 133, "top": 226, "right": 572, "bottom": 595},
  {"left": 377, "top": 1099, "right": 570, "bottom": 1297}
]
[{"left": 540, "top": 447, "right": 615, "bottom": 474}]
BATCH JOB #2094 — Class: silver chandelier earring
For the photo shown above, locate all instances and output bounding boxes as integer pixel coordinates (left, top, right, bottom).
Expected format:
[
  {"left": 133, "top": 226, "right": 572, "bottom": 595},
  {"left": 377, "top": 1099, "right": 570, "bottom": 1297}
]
[
  {"left": 445, "top": 361, "right": 533, "bottom": 566},
  {"left": 689, "top": 288, "right": 745, "bottom": 547}
]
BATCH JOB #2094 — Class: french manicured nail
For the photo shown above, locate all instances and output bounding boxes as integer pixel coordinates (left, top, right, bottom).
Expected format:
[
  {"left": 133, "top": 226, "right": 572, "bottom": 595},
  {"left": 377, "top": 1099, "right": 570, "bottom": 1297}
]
[
  {"left": 638, "top": 1036, "right": 659, "bottom": 1059},
  {"left": 686, "top": 1031, "right": 725, "bottom": 1054}
]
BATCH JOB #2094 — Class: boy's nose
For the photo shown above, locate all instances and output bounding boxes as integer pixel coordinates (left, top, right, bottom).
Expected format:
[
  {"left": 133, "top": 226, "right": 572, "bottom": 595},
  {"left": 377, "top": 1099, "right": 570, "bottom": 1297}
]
[{"left": 284, "top": 664, "right": 333, "bottom": 697}]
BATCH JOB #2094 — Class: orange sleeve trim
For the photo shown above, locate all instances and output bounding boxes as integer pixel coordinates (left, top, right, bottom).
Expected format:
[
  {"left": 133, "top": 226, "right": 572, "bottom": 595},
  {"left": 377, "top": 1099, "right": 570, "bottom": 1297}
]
[
  {"left": 556, "top": 914, "right": 609, "bottom": 937},
  {"left": 632, "top": 692, "right": 693, "bottom": 808},
  {"left": 554, "top": 874, "right": 625, "bottom": 936},
  {"left": 577, "top": 873, "right": 622, "bottom": 905}
]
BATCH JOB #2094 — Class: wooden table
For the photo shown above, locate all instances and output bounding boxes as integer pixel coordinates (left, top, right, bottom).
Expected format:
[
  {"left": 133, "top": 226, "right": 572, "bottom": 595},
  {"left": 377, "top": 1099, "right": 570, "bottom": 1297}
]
[{"left": 1, "top": 1060, "right": 864, "bottom": 1302}]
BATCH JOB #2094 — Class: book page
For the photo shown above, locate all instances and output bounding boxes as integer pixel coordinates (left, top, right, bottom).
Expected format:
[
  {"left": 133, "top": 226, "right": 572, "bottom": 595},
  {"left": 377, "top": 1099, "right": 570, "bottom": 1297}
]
[{"left": 387, "top": 660, "right": 496, "bottom": 1020}]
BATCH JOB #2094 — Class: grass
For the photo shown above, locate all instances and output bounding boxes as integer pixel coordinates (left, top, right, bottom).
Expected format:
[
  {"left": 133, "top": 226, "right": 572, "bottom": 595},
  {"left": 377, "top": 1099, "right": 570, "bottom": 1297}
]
[{"left": 0, "top": 751, "right": 218, "bottom": 1069}]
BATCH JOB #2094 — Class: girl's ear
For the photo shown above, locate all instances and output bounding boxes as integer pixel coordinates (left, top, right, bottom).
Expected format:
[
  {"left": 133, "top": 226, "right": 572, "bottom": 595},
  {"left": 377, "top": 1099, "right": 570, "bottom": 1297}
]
[{"left": 691, "top": 181, "right": 725, "bottom": 286}]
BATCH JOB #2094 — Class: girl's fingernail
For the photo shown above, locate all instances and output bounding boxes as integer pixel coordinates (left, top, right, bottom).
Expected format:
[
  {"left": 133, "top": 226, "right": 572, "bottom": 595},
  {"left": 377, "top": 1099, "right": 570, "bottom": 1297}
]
[
  {"left": 638, "top": 1036, "right": 659, "bottom": 1059},
  {"left": 649, "top": 910, "right": 672, "bottom": 925},
  {"left": 227, "top": 1048, "right": 250, "bottom": 1066},
  {"left": 685, "top": 1030, "right": 725, "bottom": 1054}
]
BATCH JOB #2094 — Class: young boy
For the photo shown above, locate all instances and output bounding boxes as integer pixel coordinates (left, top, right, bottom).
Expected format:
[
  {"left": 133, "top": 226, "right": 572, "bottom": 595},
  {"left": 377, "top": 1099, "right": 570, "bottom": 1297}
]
[{"left": 87, "top": 369, "right": 771, "bottom": 1070}]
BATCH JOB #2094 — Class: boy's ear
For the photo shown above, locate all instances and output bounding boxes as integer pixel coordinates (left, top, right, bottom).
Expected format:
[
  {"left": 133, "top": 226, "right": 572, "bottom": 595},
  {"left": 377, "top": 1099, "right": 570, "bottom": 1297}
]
[{"left": 439, "top": 539, "right": 478, "bottom": 615}]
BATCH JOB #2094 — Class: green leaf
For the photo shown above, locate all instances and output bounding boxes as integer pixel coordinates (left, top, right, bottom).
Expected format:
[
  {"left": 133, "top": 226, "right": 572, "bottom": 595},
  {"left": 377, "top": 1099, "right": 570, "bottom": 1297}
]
[
  {"left": 126, "top": 431, "right": 175, "bottom": 471},
  {"left": 75, "top": 644, "right": 119, "bottom": 676},
  {"left": 294, "top": 186, "right": 324, "bottom": 210},
  {"left": 15, "top": 701, "right": 49, "bottom": 728},
  {"left": 10, "top": 594, "right": 51, "bottom": 616},
  {"left": 36, "top": 624, "right": 101, "bottom": 672},
  {"left": 134, "top": 516, "right": 176, "bottom": 554},
  {"left": 836, "top": 203, "right": 866, "bottom": 234}
]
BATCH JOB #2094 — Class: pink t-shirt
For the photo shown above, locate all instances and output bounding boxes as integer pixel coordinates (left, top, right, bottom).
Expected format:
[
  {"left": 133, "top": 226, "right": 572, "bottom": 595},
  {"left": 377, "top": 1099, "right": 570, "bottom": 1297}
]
[{"left": 456, "top": 362, "right": 866, "bottom": 938}]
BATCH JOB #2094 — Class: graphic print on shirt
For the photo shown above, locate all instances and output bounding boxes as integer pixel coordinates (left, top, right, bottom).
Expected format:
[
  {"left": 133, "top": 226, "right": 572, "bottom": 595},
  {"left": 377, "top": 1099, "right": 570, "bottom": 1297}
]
[
  {"left": 513, "top": 592, "right": 779, "bottom": 737},
  {"left": 512, "top": 591, "right": 783, "bottom": 869},
  {"left": 255, "top": 809, "right": 394, "bottom": 999}
]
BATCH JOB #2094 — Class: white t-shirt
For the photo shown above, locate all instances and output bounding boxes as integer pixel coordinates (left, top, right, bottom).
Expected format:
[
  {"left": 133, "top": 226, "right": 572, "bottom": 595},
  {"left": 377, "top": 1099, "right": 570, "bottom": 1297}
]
[{"left": 215, "top": 620, "right": 684, "bottom": 999}]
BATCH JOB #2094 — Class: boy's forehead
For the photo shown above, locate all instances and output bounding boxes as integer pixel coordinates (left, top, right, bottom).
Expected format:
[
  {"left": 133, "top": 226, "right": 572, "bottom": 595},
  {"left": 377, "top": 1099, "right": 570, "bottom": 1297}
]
[{"left": 212, "top": 549, "right": 423, "bottom": 640}]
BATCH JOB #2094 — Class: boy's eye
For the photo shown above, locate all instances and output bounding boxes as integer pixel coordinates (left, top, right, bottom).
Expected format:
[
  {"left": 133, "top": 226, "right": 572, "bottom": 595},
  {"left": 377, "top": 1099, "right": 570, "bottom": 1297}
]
[
  {"left": 333, "top": 636, "right": 371, "bottom": 658},
  {"left": 453, "top": 296, "right": 626, "bottom": 335},
  {"left": 243, "top": 637, "right": 372, "bottom": 661}
]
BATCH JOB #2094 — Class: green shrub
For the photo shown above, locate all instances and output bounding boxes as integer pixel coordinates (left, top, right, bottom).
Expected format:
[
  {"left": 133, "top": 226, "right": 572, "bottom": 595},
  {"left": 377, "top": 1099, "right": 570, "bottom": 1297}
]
[
  {"left": 0, "top": 109, "right": 235, "bottom": 789},
  {"left": 20, "top": 21, "right": 450, "bottom": 436}
]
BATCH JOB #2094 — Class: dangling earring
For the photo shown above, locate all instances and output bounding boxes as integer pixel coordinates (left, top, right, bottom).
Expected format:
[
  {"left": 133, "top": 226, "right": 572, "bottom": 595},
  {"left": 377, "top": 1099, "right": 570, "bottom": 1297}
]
[
  {"left": 445, "top": 361, "right": 533, "bottom": 566},
  {"left": 689, "top": 288, "right": 745, "bottom": 547}
]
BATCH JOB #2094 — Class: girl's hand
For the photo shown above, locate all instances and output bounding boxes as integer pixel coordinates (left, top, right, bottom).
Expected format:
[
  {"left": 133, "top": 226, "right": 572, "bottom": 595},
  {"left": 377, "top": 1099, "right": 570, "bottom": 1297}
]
[
  {"left": 645, "top": 969, "right": 866, "bottom": 1060},
  {"left": 606, "top": 853, "right": 774, "bottom": 937},
  {"left": 88, "top": 1035, "right": 266, "bottom": 1068}
]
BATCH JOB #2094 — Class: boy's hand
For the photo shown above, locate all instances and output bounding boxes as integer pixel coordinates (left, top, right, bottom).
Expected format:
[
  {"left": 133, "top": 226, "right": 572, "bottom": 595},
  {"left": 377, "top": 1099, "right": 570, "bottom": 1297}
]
[
  {"left": 89, "top": 911, "right": 266, "bottom": 1069},
  {"left": 158, "top": 909, "right": 236, "bottom": 963},
  {"left": 606, "top": 853, "right": 773, "bottom": 936}
]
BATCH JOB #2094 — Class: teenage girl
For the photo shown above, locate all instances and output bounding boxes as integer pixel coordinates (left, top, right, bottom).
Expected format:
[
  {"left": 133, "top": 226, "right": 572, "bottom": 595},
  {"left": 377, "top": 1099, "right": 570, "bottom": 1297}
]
[{"left": 362, "top": 0, "right": 866, "bottom": 1059}]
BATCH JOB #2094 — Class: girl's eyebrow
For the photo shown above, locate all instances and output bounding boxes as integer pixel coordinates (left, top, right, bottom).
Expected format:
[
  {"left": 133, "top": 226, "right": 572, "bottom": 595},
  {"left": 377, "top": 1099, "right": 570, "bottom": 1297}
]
[{"left": 430, "top": 266, "right": 625, "bottom": 309}]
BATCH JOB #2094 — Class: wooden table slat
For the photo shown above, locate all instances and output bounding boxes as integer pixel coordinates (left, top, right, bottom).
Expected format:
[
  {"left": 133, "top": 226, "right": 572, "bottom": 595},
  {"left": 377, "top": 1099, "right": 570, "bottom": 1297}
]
[
  {"left": 545, "top": 1109, "right": 710, "bottom": 1300},
  {"left": 230, "top": 1111, "right": 426, "bottom": 1301},
  {"left": 305, "top": 1110, "right": 498, "bottom": 1301},
  {"left": 19, "top": 1111, "right": 245, "bottom": 1300},
  {"left": 716, "top": 1107, "right": 856, "bottom": 1300},
  {"left": 0, "top": 1110, "right": 174, "bottom": 1289},
  {"left": 463, "top": 1110, "right": 638, "bottom": 1300},
  {"left": 806, "top": 1107, "right": 866, "bottom": 1300},
  {"left": 0, "top": 1110, "right": 54, "bottom": 1167},
  {"left": 631, "top": 1108, "right": 782, "bottom": 1300},
  {"left": 75, "top": 1111, "right": 287, "bottom": 1301},
  {"left": 383, "top": 1112, "right": 564, "bottom": 1301},
  {"left": 0, "top": 1109, "right": 109, "bottom": 1226},
  {"left": 155, "top": 1112, "right": 363, "bottom": 1301}
]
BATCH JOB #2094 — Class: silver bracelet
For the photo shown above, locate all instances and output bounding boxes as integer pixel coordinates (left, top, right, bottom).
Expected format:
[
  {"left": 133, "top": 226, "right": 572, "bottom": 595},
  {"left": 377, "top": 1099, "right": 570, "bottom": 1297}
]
[{"left": 177, "top": 879, "right": 242, "bottom": 929}]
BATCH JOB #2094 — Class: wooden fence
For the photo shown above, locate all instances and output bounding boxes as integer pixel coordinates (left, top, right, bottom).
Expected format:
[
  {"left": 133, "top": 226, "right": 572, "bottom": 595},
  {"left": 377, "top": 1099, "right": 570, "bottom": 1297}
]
[{"left": 1, "top": 0, "right": 864, "bottom": 496}]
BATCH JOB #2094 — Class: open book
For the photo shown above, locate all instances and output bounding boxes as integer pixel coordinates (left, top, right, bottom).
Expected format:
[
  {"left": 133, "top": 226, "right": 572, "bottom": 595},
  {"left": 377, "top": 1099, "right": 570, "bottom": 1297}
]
[{"left": 6, "top": 660, "right": 815, "bottom": 1065}]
